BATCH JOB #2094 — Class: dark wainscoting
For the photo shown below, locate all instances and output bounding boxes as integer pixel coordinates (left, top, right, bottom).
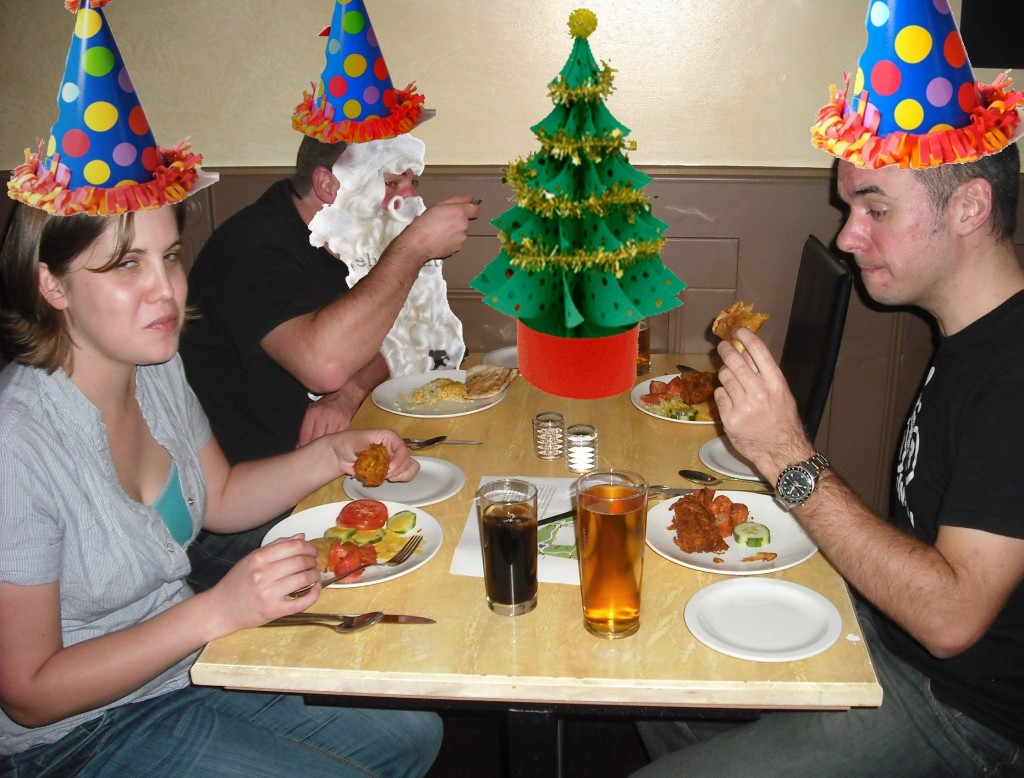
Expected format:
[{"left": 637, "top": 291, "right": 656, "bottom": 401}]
[{"left": 4, "top": 166, "right": 1022, "bottom": 514}]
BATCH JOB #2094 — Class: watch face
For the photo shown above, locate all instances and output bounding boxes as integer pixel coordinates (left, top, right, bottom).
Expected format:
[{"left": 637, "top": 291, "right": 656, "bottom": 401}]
[{"left": 779, "top": 467, "right": 813, "bottom": 502}]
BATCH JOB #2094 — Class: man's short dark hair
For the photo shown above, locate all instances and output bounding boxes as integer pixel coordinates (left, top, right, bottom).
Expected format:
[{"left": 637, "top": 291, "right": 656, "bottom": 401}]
[
  {"left": 913, "top": 143, "right": 1020, "bottom": 241},
  {"left": 290, "top": 136, "right": 347, "bottom": 197}
]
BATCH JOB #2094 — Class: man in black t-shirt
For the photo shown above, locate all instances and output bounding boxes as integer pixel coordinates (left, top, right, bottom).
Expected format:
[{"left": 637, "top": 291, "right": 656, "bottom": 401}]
[{"left": 180, "top": 136, "right": 479, "bottom": 590}]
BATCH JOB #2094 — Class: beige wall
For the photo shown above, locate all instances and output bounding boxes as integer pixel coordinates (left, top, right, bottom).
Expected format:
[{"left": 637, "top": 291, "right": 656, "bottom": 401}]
[{"left": 6, "top": 0, "right": 1015, "bottom": 171}]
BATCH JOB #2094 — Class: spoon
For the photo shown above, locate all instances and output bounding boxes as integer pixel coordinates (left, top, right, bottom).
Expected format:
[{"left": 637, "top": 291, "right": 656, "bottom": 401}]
[
  {"left": 265, "top": 611, "right": 385, "bottom": 633},
  {"left": 678, "top": 468, "right": 770, "bottom": 487}
]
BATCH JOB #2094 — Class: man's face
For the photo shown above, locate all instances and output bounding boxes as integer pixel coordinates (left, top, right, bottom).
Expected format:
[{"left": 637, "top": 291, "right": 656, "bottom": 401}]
[
  {"left": 382, "top": 170, "right": 419, "bottom": 209},
  {"left": 835, "top": 161, "right": 956, "bottom": 312}
]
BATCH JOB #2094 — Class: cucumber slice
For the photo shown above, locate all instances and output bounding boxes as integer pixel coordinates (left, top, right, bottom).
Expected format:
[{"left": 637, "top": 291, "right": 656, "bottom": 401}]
[
  {"left": 324, "top": 526, "right": 356, "bottom": 541},
  {"left": 733, "top": 522, "right": 771, "bottom": 548},
  {"left": 351, "top": 529, "right": 385, "bottom": 545},
  {"left": 387, "top": 510, "right": 417, "bottom": 534}
]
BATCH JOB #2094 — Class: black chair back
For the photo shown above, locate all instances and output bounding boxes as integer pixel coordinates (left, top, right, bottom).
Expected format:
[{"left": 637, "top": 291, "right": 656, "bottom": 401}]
[{"left": 779, "top": 235, "right": 853, "bottom": 440}]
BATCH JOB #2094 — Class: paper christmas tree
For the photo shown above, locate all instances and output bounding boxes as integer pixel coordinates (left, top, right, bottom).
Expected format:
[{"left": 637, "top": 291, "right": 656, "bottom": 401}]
[{"left": 470, "top": 9, "right": 685, "bottom": 398}]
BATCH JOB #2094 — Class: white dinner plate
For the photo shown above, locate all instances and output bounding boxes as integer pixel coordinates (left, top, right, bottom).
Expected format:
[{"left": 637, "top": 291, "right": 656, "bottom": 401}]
[
  {"left": 482, "top": 346, "right": 518, "bottom": 369},
  {"left": 630, "top": 374, "right": 716, "bottom": 425},
  {"left": 684, "top": 578, "right": 842, "bottom": 662},
  {"left": 371, "top": 370, "right": 506, "bottom": 418},
  {"left": 646, "top": 491, "right": 817, "bottom": 575},
  {"left": 342, "top": 457, "right": 466, "bottom": 507},
  {"left": 699, "top": 436, "right": 761, "bottom": 481},
  {"left": 262, "top": 501, "right": 441, "bottom": 588}
]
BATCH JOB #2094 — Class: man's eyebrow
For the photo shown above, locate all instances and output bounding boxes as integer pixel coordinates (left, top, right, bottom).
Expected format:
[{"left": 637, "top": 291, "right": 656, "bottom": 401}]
[{"left": 851, "top": 184, "right": 886, "bottom": 198}]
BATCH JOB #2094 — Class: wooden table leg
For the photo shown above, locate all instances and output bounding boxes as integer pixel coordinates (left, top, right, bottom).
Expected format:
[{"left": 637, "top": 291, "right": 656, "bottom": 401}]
[{"left": 507, "top": 708, "right": 563, "bottom": 777}]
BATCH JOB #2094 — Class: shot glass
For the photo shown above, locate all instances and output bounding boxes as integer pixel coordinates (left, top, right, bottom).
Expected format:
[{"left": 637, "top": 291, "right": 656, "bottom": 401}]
[
  {"left": 574, "top": 470, "right": 648, "bottom": 638},
  {"left": 565, "top": 424, "right": 598, "bottom": 474},
  {"left": 477, "top": 479, "right": 539, "bottom": 616},
  {"left": 636, "top": 319, "right": 651, "bottom": 376},
  {"left": 533, "top": 411, "right": 565, "bottom": 460}
]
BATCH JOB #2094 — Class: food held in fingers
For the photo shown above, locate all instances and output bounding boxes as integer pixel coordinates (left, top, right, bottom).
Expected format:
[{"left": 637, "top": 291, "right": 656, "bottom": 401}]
[
  {"left": 353, "top": 443, "right": 391, "bottom": 487},
  {"left": 712, "top": 301, "right": 770, "bottom": 353}
]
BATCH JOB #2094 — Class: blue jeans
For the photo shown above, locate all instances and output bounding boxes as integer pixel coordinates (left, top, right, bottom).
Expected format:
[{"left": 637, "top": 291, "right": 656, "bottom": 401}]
[
  {"left": 2, "top": 685, "right": 442, "bottom": 777},
  {"left": 634, "top": 601, "right": 1023, "bottom": 777}
]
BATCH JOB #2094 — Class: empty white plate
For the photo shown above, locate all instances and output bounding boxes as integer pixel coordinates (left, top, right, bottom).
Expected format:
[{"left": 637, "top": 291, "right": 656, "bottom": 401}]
[
  {"left": 685, "top": 578, "right": 842, "bottom": 662},
  {"left": 482, "top": 346, "right": 518, "bottom": 369},
  {"left": 699, "top": 436, "right": 761, "bottom": 481}
]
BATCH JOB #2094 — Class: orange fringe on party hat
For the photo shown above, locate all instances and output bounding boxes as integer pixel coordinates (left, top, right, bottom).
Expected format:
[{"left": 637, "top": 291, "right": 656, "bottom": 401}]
[
  {"left": 811, "top": 72, "right": 1023, "bottom": 169},
  {"left": 292, "top": 84, "right": 425, "bottom": 145},
  {"left": 8, "top": 140, "right": 204, "bottom": 217}
]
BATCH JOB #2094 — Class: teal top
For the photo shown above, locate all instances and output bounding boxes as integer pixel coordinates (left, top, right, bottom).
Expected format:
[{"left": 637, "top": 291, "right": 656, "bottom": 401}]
[{"left": 153, "top": 462, "right": 192, "bottom": 546}]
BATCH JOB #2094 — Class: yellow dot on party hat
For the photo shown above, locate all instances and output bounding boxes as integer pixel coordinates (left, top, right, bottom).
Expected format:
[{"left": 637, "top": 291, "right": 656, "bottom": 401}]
[
  {"left": 344, "top": 53, "right": 367, "bottom": 78},
  {"left": 84, "top": 101, "right": 118, "bottom": 132},
  {"left": 894, "top": 25, "right": 932, "bottom": 65},
  {"left": 83, "top": 159, "right": 111, "bottom": 185},
  {"left": 75, "top": 8, "right": 102, "bottom": 39},
  {"left": 343, "top": 98, "right": 363, "bottom": 119},
  {"left": 894, "top": 98, "right": 924, "bottom": 131}
]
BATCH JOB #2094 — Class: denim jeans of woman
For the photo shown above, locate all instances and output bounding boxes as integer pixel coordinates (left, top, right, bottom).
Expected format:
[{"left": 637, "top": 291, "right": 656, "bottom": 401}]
[
  {"left": 634, "top": 600, "right": 1022, "bottom": 777},
  {"left": 2, "top": 685, "right": 442, "bottom": 777}
]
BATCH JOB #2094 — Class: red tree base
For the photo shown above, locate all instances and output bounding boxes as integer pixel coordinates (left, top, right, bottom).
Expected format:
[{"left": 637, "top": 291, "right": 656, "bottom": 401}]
[{"left": 517, "top": 320, "right": 639, "bottom": 399}]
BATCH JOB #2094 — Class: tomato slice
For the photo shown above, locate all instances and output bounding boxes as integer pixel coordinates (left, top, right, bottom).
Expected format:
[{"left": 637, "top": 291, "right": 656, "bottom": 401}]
[{"left": 337, "top": 499, "right": 389, "bottom": 530}]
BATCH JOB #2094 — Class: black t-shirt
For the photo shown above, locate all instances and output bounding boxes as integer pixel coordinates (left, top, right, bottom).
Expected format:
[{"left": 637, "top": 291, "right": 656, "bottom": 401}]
[
  {"left": 179, "top": 180, "right": 351, "bottom": 463},
  {"left": 876, "top": 289, "right": 1024, "bottom": 746}
]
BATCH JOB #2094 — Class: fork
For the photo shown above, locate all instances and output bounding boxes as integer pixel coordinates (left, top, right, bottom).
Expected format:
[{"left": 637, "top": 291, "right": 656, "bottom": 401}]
[{"left": 288, "top": 534, "right": 425, "bottom": 598}]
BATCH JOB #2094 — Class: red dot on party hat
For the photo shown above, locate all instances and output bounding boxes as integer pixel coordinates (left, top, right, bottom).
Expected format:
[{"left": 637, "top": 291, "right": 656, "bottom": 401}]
[
  {"left": 62, "top": 129, "right": 90, "bottom": 158},
  {"left": 128, "top": 105, "right": 148, "bottom": 135},
  {"left": 329, "top": 75, "right": 348, "bottom": 98},
  {"left": 141, "top": 146, "right": 161, "bottom": 171},
  {"left": 943, "top": 31, "right": 966, "bottom": 68},
  {"left": 374, "top": 57, "right": 388, "bottom": 80},
  {"left": 871, "top": 60, "right": 902, "bottom": 96}
]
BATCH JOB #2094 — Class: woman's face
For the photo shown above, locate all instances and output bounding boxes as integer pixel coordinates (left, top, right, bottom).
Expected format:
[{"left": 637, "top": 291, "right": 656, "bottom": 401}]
[{"left": 43, "top": 207, "right": 186, "bottom": 373}]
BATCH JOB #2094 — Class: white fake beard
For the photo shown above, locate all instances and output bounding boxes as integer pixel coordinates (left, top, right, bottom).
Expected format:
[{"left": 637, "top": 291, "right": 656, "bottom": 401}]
[{"left": 309, "top": 193, "right": 465, "bottom": 376}]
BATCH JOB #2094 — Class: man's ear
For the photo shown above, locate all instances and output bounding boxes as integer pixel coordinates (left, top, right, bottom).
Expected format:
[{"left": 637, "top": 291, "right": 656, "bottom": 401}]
[
  {"left": 310, "top": 166, "right": 340, "bottom": 206},
  {"left": 38, "top": 263, "right": 69, "bottom": 310},
  {"left": 952, "top": 178, "right": 993, "bottom": 237}
]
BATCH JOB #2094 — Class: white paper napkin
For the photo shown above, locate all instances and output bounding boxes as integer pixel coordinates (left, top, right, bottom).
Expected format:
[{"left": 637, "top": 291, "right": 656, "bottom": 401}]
[{"left": 449, "top": 476, "right": 581, "bottom": 585}]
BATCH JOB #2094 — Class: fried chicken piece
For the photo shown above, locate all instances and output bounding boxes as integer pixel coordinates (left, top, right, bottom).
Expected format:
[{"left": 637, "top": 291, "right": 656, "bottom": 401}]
[
  {"left": 668, "top": 491, "right": 728, "bottom": 554},
  {"left": 352, "top": 443, "right": 390, "bottom": 487},
  {"left": 674, "top": 372, "right": 717, "bottom": 405},
  {"left": 712, "top": 301, "right": 770, "bottom": 353}
]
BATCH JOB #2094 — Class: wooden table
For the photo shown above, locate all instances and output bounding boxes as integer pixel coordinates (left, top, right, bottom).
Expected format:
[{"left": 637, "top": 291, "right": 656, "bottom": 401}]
[{"left": 191, "top": 354, "right": 882, "bottom": 775}]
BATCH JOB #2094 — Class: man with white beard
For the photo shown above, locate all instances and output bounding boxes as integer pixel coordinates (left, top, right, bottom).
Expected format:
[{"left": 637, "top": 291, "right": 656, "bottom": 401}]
[
  {"left": 308, "top": 134, "right": 466, "bottom": 376},
  {"left": 179, "top": 135, "right": 478, "bottom": 590}
]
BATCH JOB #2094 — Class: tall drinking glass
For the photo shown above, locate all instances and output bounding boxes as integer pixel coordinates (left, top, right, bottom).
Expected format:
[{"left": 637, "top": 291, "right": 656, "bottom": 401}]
[
  {"left": 477, "top": 479, "right": 539, "bottom": 616},
  {"left": 574, "top": 470, "right": 648, "bottom": 638}
]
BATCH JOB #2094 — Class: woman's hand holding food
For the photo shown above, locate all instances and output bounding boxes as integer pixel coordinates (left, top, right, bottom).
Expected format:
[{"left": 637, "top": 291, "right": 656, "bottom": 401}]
[
  {"left": 327, "top": 428, "right": 419, "bottom": 484},
  {"left": 713, "top": 327, "right": 813, "bottom": 484}
]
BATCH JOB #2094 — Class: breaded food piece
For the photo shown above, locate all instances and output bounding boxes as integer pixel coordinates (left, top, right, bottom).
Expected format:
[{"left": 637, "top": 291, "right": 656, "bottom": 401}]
[
  {"left": 668, "top": 490, "right": 728, "bottom": 554},
  {"left": 712, "top": 301, "right": 770, "bottom": 353},
  {"left": 353, "top": 443, "right": 390, "bottom": 487},
  {"left": 675, "top": 372, "right": 717, "bottom": 406},
  {"left": 311, "top": 537, "right": 334, "bottom": 572},
  {"left": 409, "top": 377, "right": 468, "bottom": 406}
]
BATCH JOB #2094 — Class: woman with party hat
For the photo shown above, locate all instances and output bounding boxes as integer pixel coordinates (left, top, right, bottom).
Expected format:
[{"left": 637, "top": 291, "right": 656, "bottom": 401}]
[
  {"left": 0, "top": 3, "right": 440, "bottom": 774},
  {"left": 637, "top": 1, "right": 1024, "bottom": 776}
]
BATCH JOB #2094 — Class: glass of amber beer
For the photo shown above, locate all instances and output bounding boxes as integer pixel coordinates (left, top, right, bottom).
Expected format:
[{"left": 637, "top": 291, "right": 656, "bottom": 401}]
[{"left": 574, "top": 470, "right": 648, "bottom": 638}]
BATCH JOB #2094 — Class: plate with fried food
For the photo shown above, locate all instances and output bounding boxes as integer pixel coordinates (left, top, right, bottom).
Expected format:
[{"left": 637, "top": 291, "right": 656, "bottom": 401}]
[
  {"left": 343, "top": 456, "right": 466, "bottom": 507},
  {"left": 371, "top": 367, "right": 515, "bottom": 418},
  {"left": 646, "top": 490, "right": 816, "bottom": 575},
  {"left": 262, "top": 500, "right": 442, "bottom": 588},
  {"left": 631, "top": 373, "right": 719, "bottom": 424}
]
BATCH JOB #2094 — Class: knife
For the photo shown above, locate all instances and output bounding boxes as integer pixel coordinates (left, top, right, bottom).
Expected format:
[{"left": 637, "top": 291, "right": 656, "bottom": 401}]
[
  {"left": 269, "top": 613, "right": 435, "bottom": 626},
  {"left": 440, "top": 439, "right": 482, "bottom": 445}
]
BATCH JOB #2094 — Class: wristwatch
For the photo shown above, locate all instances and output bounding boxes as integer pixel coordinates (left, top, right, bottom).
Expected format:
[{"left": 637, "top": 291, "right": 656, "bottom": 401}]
[{"left": 775, "top": 453, "right": 830, "bottom": 510}]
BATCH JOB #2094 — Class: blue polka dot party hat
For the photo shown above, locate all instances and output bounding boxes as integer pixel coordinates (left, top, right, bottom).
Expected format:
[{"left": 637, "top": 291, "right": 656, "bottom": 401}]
[
  {"left": 811, "top": 0, "right": 1023, "bottom": 168},
  {"left": 293, "top": 0, "right": 426, "bottom": 144},
  {"left": 8, "top": 0, "right": 214, "bottom": 216}
]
